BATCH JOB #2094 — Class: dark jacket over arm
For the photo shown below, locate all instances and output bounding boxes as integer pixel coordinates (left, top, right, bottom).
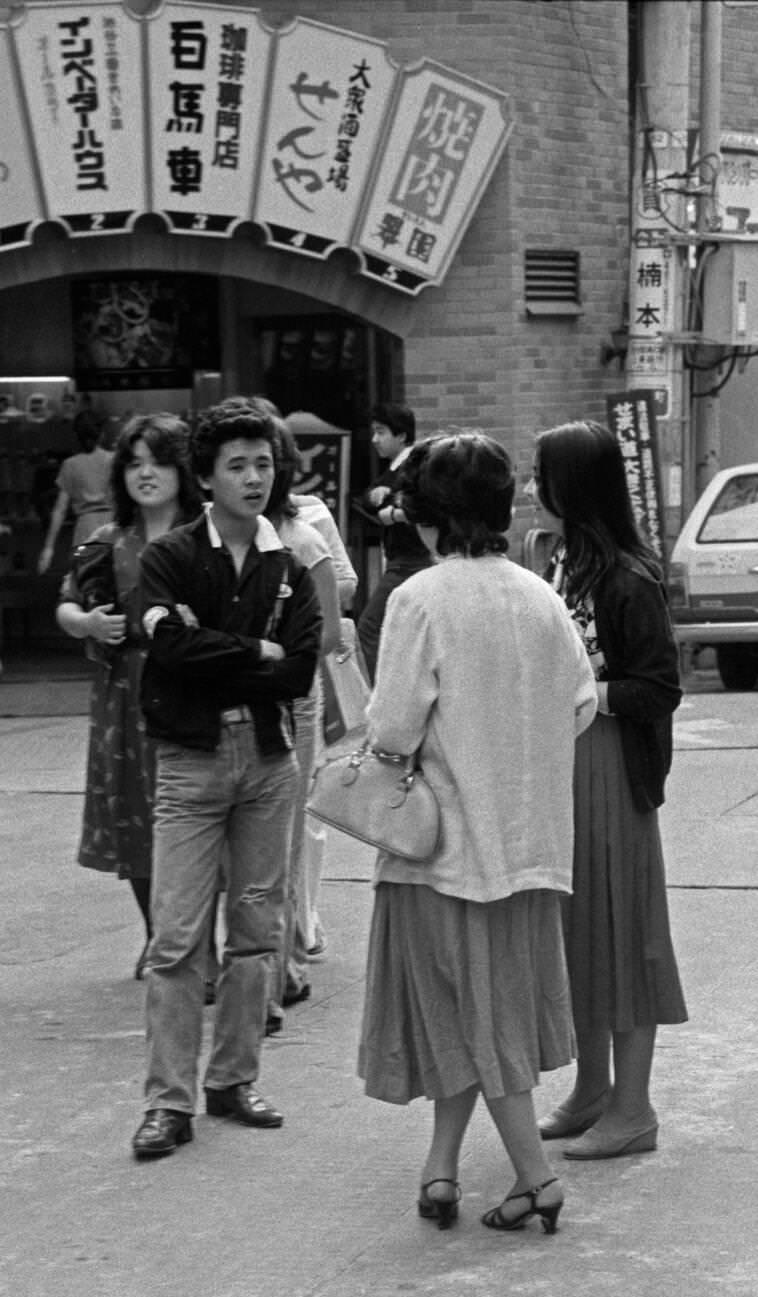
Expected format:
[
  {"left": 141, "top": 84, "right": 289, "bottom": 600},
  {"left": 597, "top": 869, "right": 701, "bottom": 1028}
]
[
  {"left": 595, "top": 557, "right": 682, "bottom": 811},
  {"left": 139, "top": 517, "right": 322, "bottom": 753}
]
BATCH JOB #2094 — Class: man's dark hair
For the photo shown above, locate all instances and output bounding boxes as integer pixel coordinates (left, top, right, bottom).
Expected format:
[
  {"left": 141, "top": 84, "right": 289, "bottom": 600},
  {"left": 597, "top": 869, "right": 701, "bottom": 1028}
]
[
  {"left": 372, "top": 403, "right": 416, "bottom": 444},
  {"left": 400, "top": 431, "right": 514, "bottom": 556},
  {"left": 192, "top": 397, "right": 283, "bottom": 480}
]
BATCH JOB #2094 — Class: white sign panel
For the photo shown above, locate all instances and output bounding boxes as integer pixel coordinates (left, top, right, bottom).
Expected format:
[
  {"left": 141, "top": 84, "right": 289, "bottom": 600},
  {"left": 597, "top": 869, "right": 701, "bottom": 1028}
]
[
  {"left": 355, "top": 60, "right": 511, "bottom": 294},
  {"left": 0, "top": 29, "right": 43, "bottom": 248},
  {"left": 719, "top": 132, "right": 758, "bottom": 233},
  {"left": 626, "top": 129, "right": 687, "bottom": 420},
  {"left": 147, "top": 1, "right": 271, "bottom": 235},
  {"left": 12, "top": 0, "right": 145, "bottom": 235},
  {"left": 254, "top": 17, "right": 397, "bottom": 258}
]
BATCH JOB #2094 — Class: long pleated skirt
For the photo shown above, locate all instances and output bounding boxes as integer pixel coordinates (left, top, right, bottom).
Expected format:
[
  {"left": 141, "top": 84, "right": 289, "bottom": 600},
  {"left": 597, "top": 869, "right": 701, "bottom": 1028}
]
[
  {"left": 566, "top": 713, "right": 688, "bottom": 1034},
  {"left": 358, "top": 883, "right": 575, "bottom": 1105}
]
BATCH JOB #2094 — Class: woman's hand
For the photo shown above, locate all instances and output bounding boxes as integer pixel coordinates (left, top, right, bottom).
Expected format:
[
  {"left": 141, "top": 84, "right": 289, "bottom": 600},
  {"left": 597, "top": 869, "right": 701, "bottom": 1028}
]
[
  {"left": 259, "top": 638, "right": 285, "bottom": 662},
  {"left": 37, "top": 543, "right": 54, "bottom": 575},
  {"left": 596, "top": 680, "right": 613, "bottom": 714},
  {"left": 368, "top": 485, "right": 391, "bottom": 508},
  {"left": 378, "top": 503, "right": 403, "bottom": 527},
  {"left": 87, "top": 604, "right": 127, "bottom": 646}
]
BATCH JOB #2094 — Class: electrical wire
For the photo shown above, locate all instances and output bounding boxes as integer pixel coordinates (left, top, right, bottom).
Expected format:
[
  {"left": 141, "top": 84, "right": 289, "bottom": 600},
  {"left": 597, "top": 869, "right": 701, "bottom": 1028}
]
[{"left": 691, "top": 353, "right": 737, "bottom": 397}]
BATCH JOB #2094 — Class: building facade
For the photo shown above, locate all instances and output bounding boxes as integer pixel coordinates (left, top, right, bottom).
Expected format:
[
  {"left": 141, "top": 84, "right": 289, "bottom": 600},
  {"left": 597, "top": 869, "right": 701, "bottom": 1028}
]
[{"left": 0, "top": 0, "right": 634, "bottom": 646}]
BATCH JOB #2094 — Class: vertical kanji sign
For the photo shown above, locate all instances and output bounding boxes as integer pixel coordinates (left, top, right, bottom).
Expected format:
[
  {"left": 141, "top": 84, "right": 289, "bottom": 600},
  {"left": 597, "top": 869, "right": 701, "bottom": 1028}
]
[
  {"left": 147, "top": 1, "right": 271, "bottom": 234},
  {"left": 0, "top": 25, "right": 43, "bottom": 249},
  {"left": 284, "top": 411, "right": 351, "bottom": 534},
  {"left": 606, "top": 389, "right": 666, "bottom": 566},
  {"left": 625, "top": 129, "right": 687, "bottom": 421},
  {"left": 11, "top": 0, "right": 145, "bottom": 236},
  {"left": 254, "top": 18, "right": 397, "bottom": 259},
  {"left": 0, "top": 4, "right": 511, "bottom": 295},
  {"left": 354, "top": 60, "right": 512, "bottom": 294}
]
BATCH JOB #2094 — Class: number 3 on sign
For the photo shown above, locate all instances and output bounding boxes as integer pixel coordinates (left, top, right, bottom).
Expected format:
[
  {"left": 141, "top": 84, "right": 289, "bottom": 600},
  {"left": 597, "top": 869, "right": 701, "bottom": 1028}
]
[{"left": 192, "top": 213, "right": 208, "bottom": 231}]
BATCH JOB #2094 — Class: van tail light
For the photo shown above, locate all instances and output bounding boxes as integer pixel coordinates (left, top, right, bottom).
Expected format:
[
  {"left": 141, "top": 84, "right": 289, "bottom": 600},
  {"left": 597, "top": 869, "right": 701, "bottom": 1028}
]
[{"left": 667, "top": 560, "right": 689, "bottom": 610}]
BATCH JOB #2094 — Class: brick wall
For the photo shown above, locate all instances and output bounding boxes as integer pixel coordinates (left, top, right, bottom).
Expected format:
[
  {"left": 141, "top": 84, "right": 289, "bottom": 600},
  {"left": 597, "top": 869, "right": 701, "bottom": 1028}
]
[{"left": 255, "top": 0, "right": 631, "bottom": 541}]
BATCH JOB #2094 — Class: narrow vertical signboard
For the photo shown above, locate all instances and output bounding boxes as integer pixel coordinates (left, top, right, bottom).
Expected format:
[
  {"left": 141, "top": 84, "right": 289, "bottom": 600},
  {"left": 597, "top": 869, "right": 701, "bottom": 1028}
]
[
  {"left": 11, "top": 0, "right": 145, "bottom": 236},
  {"left": 0, "top": 25, "right": 43, "bottom": 249},
  {"left": 0, "top": 3, "right": 511, "bottom": 297},
  {"left": 625, "top": 129, "right": 688, "bottom": 422},
  {"left": 147, "top": 1, "right": 271, "bottom": 234},
  {"left": 354, "top": 60, "right": 512, "bottom": 294},
  {"left": 606, "top": 389, "right": 666, "bottom": 566},
  {"left": 254, "top": 17, "right": 397, "bottom": 259}
]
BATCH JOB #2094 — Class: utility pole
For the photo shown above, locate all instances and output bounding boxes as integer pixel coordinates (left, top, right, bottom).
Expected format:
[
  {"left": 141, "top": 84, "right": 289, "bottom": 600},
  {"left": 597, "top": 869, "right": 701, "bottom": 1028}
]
[
  {"left": 625, "top": 0, "right": 691, "bottom": 543},
  {"left": 693, "top": 0, "right": 723, "bottom": 497}
]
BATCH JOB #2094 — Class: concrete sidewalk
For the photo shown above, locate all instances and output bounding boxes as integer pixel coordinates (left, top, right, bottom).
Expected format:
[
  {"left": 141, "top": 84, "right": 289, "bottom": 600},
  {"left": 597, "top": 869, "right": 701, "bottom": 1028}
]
[{"left": 0, "top": 694, "right": 756, "bottom": 1296}]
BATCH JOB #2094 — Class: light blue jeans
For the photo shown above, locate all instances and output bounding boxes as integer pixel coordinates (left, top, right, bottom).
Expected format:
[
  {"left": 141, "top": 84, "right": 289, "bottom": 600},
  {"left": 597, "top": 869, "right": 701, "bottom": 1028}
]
[
  {"left": 272, "top": 679, "right": 323, "bottom": 1007},
  {"left": 144, "top": 723, "right": 298, "bottom": 1113}
]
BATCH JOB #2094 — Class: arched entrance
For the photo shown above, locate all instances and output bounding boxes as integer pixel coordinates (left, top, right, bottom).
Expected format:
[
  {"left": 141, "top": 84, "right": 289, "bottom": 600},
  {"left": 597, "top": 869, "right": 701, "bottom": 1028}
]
[{"left": 0, "top": 226, "right": 410, "bottom": 668}]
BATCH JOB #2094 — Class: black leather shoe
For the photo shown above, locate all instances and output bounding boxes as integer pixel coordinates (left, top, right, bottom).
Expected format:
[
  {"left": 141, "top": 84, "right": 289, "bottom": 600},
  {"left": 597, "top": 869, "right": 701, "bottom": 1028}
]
[
  {"left": 265, "top": 1010, "right": 284, "bottom": 1037},
  {"left": 132, "top": 1109, "right": 193, "bottom": 1158},
  {"left": 282, "top": 982, "right": 311, "bottom": 1008},
  {"left": 204, "top": 1083, "right": 284, "bottom": 1127}
]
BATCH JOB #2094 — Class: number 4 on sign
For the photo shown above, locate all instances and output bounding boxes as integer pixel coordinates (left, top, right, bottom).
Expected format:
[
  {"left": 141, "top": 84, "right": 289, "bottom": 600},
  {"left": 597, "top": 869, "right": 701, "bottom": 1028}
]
[{"left": 290, "top": 231, "right": 307, "bottom": 248}]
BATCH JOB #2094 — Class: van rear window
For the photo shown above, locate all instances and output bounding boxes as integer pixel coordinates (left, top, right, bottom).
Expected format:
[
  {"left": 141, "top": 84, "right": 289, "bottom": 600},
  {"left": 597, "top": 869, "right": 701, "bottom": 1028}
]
[{"left": 698, "top": 474, "right": 758, "bottom": 542}]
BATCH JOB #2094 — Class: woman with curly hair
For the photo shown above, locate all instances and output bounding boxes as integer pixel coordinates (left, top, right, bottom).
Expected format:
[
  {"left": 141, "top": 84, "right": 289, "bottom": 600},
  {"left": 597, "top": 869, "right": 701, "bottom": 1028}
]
[{"left": 358, "top": 431, "right": 597, "bottom": 1236}]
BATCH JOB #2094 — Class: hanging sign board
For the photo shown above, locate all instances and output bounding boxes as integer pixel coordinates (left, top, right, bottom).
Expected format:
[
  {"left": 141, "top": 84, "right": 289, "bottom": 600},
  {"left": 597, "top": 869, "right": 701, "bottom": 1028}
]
[
  {"left": 0, "top": 29, "right": 43, "bottom": 249},
  {"left": 354, "top": 61, "right": 512, "bottom": 294},
  {"left": 11, "top": 0, "right": 145, "bottom": 236},
  {"left": 718, "top": 131, "right": 758, "bottom": 234},
  {"left": 254, "top": 17, "right": 397, "bottom": 259},
  {"left": 284, "top": 410, "right": 351, "bottom": 535},
  {"left": 147, "top": 1, "right": 271, "bottom": 235},
  {"left": 0, "top": 5, "right": 511, "bottom": 295},
  {"left": 625, "top": 129, "right": 687, "bottom": 421},
  {"left": 606, "top": 389, "right": 666, "bottom": 565}
]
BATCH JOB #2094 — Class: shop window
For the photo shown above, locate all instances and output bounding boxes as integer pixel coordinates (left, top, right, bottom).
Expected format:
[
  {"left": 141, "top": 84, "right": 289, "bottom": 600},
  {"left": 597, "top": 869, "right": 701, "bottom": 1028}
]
[
  {"left": 71, "top": 274, "right": 219, "bottom": 390},
  {"left": 524, "top": 250, "right": 582, "bottom": 316}
]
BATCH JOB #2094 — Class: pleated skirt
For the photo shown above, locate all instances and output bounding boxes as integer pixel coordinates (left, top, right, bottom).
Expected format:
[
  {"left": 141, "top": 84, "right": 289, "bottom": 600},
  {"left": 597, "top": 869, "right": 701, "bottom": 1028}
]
[
  {"left": 567, "top": 713, "right": 688, "bottom": 1034},
  {"left": 358, "top": 883, "right": 575, "bottom": 1105}
]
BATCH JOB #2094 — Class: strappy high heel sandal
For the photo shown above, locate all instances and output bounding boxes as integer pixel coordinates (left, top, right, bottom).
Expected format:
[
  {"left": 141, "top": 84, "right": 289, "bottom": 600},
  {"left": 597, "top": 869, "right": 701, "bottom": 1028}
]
[
  {"left": 418, "top": 1178, "right": 462, "bottom": 1230},
  {"left": 481, "top": 1177, "right": 563, "bottom": 1235}
]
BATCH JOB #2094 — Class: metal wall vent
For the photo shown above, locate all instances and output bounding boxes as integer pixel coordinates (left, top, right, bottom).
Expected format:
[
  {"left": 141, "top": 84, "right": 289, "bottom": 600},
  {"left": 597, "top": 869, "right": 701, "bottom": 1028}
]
[{"left": 525, "top": 250, "right": 582, "bottom": 315}]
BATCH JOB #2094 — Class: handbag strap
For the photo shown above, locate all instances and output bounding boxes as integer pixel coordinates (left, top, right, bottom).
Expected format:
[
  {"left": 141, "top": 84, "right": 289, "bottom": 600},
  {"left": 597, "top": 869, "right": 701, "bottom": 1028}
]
[{"left": 351, "top": 739, "right": 419, "bottom": 785}]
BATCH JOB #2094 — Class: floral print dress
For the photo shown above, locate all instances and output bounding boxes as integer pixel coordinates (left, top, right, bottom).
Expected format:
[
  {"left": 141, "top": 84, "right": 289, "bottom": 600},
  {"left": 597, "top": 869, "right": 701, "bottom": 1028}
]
[{"left": 62, "top": 523, "right": 155, "bottom": 880}]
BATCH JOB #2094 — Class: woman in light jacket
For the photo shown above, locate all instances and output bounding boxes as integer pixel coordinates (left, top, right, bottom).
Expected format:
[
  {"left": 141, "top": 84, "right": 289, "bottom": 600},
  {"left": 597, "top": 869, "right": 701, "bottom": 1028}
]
[{"left": 358, "top": 432, "right": 597, "bottom": 1236}]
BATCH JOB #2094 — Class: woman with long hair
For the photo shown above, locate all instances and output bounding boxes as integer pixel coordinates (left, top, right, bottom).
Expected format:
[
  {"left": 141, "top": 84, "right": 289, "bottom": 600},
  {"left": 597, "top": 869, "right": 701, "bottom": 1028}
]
[
  {"left": 56, "top": 412, "right": 202, "bottom": 977},
  {"left": 528, "top": 419, "right": 687, "bottom": 1159}
]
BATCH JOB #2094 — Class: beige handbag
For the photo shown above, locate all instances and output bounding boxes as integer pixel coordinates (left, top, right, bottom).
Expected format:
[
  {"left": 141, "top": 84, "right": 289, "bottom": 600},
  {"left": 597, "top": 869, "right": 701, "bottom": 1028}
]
[{"left": 307, "top": 738, "right": 440, "bottom": 862}]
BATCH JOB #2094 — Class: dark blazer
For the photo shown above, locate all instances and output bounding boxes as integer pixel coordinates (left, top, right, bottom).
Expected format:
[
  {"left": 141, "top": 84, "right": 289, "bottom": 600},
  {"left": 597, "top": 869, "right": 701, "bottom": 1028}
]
[
  {"left": 594, "top": 555, "right": 682, "bottom": 811},
  {"left": 139, "top": 514, "right": 322, "bottom": 754}
]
